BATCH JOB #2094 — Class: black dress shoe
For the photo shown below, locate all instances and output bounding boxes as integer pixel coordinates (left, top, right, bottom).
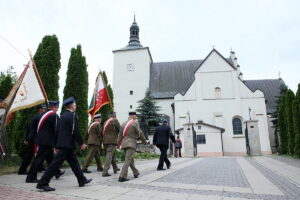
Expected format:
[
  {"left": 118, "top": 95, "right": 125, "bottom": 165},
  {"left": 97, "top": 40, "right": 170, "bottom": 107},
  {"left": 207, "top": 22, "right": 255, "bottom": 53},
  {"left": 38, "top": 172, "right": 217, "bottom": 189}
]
[
  {"left": 36, "top": 184, "right": 55, "bottom": 191},
  {"left": 79, "top": 178, "right": 93, "bottom": 187},
  {"left": 26, "top": 179, "right": 38, "bottom": 183},
  {"left": 18, "top": 171, "right": 28, "bottom": 175},
  {"left": 167, "top": 164, "right": 171, "bottom": 169},
  {"left": 82, "top": 169, "right": 91, "bottom": 173},
  {"left": 157, "top": 168, "right": 166, "bottom": 171},
  {"left": 134, "top": 173, "right": 140, "bottom": 178},
  {"left": 55, "top": 170, "right": 65, "bottom": 179},
  {"left": 118, "top": 177, "right": 129, "bottom": 182}
]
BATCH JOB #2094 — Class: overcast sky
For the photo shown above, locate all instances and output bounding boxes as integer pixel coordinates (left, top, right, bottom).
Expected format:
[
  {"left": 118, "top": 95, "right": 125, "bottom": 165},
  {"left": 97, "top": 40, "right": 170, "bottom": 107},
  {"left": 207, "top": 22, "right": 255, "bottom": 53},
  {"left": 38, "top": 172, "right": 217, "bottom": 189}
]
[{"left": 0, "top": 0, "right": 299, "bottom": 102}]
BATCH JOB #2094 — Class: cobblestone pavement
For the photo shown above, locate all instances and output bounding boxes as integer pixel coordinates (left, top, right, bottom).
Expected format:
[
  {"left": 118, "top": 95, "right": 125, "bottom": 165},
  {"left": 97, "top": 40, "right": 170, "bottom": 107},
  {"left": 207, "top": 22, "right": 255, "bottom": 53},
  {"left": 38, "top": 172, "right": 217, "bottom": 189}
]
[
  {"left": 1, "top": 156, "right": 300, "bottom": 200},
  {"left": 157, "top": 157, "right": 250, "bottom": 187},
  {"left": 266, "top": 154, "right": 300, "bottom": 169},
  {"left": 0, "top": 185, "right": 75, "bottom": 200}
]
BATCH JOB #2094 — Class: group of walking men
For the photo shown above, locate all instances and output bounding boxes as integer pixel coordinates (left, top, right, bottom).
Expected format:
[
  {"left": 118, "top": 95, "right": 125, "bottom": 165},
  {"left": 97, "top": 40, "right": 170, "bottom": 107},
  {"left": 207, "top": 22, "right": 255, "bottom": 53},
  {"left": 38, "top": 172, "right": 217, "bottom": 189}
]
[{"left": 18, "top": 96, "right": 177, "bottom": 192}]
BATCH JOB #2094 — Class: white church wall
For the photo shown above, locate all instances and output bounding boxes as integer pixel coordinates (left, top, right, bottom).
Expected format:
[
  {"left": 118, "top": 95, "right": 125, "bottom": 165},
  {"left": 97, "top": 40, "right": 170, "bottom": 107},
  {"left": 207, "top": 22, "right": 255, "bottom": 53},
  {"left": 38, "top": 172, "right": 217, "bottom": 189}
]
[
  {"left": 174, "top": 83, "right": 197, "bottom": 101},
  {"left": 198, "top": 72, "right": 235, "bottom": 99},
  {"left": 173, "top": 50, "right": 271, "bottom": 156},
  {"left": 195, "top": 125, "right": 223, "bottom": 156},
  {"left": 197, "top": 51, "right": 234, "bottom": 73},
  {"left": 113, "top": 48, "right": 152, "bottom": 122}
]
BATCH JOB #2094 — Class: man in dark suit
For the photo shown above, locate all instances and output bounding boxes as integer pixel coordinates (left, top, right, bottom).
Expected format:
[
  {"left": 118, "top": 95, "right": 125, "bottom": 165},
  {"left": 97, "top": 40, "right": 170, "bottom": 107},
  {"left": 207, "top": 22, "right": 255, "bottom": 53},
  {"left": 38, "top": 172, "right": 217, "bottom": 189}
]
[
  {"left": 26, "top": 101, "right": 64, "bottom": 183},
  {"left": 153, "top": 120, "right": 175, "bottom": 171},
  {"left": 18, "top": 104, "right": 46, "bottom": 175},
  {"left": 36, "top": 97, "right": 92, "bottom": 191}
]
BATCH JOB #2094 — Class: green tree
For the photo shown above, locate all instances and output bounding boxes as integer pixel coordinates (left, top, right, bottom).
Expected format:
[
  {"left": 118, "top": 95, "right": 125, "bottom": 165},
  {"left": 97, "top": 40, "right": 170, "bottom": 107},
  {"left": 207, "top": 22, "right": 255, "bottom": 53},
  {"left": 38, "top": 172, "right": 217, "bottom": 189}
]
[
  {"left": 136, "top": 88, "right": 162, "bottom": 135},
  {"left": 286, "top": 89, "right": 295, "bottom": 155},
  {"left": 293, "top": 84, "right": 300, "bottom": 157},
  {"left": 0, "top": 75, "right": 13, "bottom": 99},
  {"left": 271, "top": 83, "right": 287, "bottom": 152},
  {"left": 62, "top": 45, "right": 88, "bottom": 136},
  {"left": 14, "top": 35, "right": 61, "bottom": 156},
  {"left": 278, "top": 93, "right": 288, "bottom": 154},
  {"left": 0, "top": 68, "right": 16, "bottom": 156},
  {"left": 33, "top": 35, "right": 61, "bottom": 100}
]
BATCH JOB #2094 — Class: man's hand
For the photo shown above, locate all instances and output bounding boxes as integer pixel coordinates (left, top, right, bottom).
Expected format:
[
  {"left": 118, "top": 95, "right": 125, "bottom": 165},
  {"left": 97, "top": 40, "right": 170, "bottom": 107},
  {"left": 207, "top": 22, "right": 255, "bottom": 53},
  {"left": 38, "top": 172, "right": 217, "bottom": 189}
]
[
  {"left": 80, "top": 143, "right": 87, "bottom": 150},
  {"left": 24, "top": 140, "right": 28, "bottom": 145}
]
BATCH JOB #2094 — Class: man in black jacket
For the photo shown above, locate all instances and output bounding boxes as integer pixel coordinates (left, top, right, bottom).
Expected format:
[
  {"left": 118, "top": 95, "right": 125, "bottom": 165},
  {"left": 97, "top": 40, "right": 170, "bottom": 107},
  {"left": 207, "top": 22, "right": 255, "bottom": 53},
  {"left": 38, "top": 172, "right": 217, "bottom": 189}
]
[
  {"left": 26, "top": 101, "right": 64, "bottom": 182},
  {"left": 36, "top": 97, "right": 92, "bottom": 192},
  {"left": 153, "top": 120, "right": 175, "bottom": 171},
  {"left": 18, "top": 104, "right": 46, "bottom": 175}
]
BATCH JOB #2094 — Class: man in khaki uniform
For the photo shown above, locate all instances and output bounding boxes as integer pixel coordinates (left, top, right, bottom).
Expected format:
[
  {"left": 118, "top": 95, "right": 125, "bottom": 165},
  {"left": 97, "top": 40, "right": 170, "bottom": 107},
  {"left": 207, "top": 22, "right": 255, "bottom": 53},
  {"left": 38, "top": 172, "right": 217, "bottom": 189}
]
[
  {"left": 117, "top": 111, "right": 147, "bottom": 182},
  {"left": 82, "top": 114, "right": 103, "bottom": 173},
  {"left": 102, "top": 112, "right": 121, "bottom": 177}
]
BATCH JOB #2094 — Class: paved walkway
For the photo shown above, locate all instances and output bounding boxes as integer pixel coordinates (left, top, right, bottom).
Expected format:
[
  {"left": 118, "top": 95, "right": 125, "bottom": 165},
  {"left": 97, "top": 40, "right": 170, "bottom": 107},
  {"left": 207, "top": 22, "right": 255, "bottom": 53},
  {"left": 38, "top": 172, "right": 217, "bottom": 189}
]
[{"left": 1, "top": 156, "right": 300, "bottom": 200}]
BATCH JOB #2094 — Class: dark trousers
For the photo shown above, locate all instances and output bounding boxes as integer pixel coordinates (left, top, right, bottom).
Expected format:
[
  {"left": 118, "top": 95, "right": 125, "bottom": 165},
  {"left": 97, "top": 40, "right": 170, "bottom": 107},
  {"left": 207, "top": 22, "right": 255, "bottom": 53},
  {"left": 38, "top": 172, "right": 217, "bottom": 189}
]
[
  {"left": 175, "top": 148, "right": 182, "bottom": 157},
  {"left": 26, "top": 145, "right": 59, "bottom": 180},
  {"left": 18, "top": 143, "right": 34, "bottom": 174},
  {"left": 157, "top": 145, "right": 170, "bottom": 169},
  {"left": 38, "top": 148, "right": 86, "bottom": 186}
]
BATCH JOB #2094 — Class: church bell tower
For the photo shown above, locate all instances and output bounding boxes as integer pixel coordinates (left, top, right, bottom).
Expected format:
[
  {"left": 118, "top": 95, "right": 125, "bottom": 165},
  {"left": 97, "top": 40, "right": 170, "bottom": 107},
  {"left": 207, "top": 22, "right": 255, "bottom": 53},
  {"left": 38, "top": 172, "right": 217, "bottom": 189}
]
[{"left": 112, "top": 16, "right": 152, "bottom": 122}]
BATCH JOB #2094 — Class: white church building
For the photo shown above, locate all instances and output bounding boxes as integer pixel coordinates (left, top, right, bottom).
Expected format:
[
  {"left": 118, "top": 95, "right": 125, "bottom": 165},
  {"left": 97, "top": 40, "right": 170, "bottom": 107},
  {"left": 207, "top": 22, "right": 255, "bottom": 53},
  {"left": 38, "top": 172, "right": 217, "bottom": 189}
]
[{"left": 112, "top": 18, "right": 285, "bottom": 157}]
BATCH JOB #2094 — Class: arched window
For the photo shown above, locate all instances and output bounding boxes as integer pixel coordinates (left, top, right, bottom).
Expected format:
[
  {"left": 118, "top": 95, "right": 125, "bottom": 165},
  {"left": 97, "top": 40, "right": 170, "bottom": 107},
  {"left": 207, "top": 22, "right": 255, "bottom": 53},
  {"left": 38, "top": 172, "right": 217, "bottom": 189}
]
[
  {"left": 232, "top": 117, "right": 243, "bottom": 135},
  {"left": 215, "top": 87, "right": 221, "bottom": 99}
]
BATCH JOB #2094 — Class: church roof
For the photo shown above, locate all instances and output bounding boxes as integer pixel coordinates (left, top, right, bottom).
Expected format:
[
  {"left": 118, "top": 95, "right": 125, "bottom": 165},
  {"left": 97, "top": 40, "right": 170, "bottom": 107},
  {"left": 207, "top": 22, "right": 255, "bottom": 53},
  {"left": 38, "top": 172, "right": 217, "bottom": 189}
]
[
  {"left": 150, "top": 57, "right": 234, "bottom": 99},
  {"left": 244, "top": 79, "right": 286, "bottom": 114},
  {"left": 150, "top": 60, "right": 202, "bottom": 99},
  {"left": 150, "top": 59, "right": 285, "bottom": 114}
]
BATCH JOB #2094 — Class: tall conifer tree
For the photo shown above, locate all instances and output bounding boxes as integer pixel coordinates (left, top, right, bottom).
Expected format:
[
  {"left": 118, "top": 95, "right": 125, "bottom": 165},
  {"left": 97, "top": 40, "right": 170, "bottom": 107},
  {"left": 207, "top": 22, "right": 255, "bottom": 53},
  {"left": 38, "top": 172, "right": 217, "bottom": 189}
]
[
  {"left": 33, "top": 35, "right": 61, "bottom": 100},
  {"left": 286, "top": 89, "right": 295, "bottom": 155},
  {"left": 278, "top": 94, "right": 288, "bottom": 154},
  {"left": 293, "top": 84, "right": 300, "bottom": 157},
  {"left": 62, "top": 45, "right": 88, "bottom": 136}
]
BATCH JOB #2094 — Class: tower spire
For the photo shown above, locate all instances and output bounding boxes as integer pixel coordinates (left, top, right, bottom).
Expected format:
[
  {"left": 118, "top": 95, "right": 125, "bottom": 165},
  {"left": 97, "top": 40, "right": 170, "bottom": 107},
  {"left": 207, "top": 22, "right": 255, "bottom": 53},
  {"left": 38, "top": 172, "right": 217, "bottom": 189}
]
[{"left": 125, "top": 15, "right": 143, "bottom": 49}]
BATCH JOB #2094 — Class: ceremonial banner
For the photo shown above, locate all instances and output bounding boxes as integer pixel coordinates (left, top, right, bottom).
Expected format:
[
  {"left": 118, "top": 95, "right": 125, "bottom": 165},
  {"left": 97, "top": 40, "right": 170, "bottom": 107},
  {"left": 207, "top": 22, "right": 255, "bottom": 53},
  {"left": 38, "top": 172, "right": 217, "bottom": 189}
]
[
  {"left": 88, "top": 72, "right": 111, "bottom": 120},
  {"left": 2, "top": 59, "right": 47, "bottom": 126}
]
